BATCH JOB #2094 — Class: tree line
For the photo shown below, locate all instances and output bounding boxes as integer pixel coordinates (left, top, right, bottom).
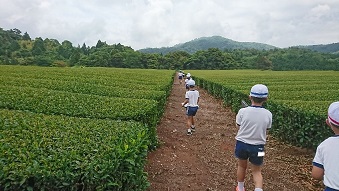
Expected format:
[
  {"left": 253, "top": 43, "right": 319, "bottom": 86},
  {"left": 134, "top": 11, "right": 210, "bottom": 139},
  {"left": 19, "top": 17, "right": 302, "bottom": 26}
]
[{"left": 1, "top": 28, "right": 338, "bottom": 70}]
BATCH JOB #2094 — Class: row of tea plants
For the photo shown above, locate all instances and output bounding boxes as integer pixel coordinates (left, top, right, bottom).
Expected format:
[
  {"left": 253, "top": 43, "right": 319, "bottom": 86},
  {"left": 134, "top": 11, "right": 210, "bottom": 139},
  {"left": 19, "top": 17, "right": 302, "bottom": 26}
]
[
  {"left": 191, "top": 70, "right": 339, "bottom": 150},
  {"left": 0, "top": 65, "right": 174, "bottom": 190}
]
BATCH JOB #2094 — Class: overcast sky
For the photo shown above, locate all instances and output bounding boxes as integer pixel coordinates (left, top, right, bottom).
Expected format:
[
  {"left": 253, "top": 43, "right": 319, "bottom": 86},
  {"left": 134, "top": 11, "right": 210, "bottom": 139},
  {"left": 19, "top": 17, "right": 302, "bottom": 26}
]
[{"left": 1, "top": 0, "right": 339, "bottom": 50}]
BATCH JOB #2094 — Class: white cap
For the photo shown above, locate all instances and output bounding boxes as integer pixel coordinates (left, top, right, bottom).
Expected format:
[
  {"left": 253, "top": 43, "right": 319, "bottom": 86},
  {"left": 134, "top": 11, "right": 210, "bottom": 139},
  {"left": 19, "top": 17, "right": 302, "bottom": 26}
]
[
  {"left": 249, "top": 84, "right": 268, "bottom": 98},
  {"left": 187, "top": 79, "right": 195, "bottom": 86},
  {"left": 328, "top": 101, "right": 339, "bottom": 126},
  {"left": 186, "top": 73, "right": 191, "bottom": 77}
]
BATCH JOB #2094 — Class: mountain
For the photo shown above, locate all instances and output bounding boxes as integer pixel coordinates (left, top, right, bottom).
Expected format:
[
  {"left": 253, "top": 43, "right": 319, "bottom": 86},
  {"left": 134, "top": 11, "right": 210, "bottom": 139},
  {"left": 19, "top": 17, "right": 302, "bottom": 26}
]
[
  {"left": 138, "top": 36, "right": 277, "bottom": 54},
  {"left": 296, "top": 42, "right": 339, "bottom": 54}
]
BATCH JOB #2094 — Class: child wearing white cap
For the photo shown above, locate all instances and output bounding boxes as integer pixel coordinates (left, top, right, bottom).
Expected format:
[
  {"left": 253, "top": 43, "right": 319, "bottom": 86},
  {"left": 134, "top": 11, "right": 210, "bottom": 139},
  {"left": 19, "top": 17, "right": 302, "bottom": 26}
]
[
  {"left": 235, "top": 84, "right": 272, "bottom": 191},
  {"left": 181, "top": 79, "right": 199, "bottom": 135},
  {"left": 178, "top": 70, "right": 184, "bottom": 84},
  {"left": 312, "top": 101, "right": 339, "bottom": 191},
  {"left": 184, "top": 73, "right": 192, "bottom": 91}
]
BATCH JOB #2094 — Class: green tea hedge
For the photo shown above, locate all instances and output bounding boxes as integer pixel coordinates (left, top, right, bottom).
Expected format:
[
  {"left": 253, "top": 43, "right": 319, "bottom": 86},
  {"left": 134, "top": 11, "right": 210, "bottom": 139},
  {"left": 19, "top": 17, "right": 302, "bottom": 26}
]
[{"left": 0, "top": 109, "right": 150, "bottom": 190}]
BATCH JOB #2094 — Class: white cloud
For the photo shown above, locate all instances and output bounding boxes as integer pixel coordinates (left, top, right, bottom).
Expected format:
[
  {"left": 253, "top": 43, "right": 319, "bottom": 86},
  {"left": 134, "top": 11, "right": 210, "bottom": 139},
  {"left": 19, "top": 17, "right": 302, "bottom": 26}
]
[{"left": 1, "top": 0, "right": 339, "bottom": 49}]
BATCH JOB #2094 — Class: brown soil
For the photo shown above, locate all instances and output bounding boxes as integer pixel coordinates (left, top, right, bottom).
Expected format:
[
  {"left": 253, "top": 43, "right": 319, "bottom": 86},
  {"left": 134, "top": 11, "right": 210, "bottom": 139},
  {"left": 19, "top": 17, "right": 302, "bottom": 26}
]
[{"left": 145, "top": 75, "right": 324, "bottom": 191}]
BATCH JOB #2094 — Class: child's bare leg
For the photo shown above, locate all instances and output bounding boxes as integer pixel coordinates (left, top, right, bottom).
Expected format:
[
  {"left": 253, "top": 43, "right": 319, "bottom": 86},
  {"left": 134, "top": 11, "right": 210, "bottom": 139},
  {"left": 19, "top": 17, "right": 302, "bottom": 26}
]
[
  {"left": 251, "top": 164, "right": 263, "bottom": 189},
  {"left": 187, "top": 116, "right": 193, "bottom": 129},
  {"left": 237, "top": 159, "right": 247, "bottom": 182}
]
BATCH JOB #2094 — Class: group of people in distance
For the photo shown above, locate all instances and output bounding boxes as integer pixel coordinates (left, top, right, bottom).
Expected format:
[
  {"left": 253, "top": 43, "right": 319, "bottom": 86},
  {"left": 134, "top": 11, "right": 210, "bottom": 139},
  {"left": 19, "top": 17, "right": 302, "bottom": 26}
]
[
  {"left": 176, "top": 70, "right": 339, "bottom": 191},
  {"left": 179, "top": 70, "right": 200, "bottom": 136}
]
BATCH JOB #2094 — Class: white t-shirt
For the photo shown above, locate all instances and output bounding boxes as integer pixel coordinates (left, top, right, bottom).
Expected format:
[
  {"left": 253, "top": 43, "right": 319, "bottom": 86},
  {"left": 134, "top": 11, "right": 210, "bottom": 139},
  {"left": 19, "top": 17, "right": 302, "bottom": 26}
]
[
  {"left": 313, "top": 135, "right": 339, "bottom": 190},
  {"left": 178, "top": 72, "right": 183, "bottom": 77},
  {"left": 185, "top": 90, "right": 199, "bottom": 107},
  {"left": 185, "top": 78, "right": 193, "bottom": 85},
  {"left": 235, "top": 106, "right": 272, "bottom": 145}
]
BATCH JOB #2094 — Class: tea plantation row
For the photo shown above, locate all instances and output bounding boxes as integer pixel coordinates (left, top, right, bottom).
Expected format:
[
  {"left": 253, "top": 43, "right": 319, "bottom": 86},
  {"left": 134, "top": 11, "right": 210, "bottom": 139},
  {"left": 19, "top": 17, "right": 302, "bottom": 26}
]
[
  {"left": 0, "top": 65, "right": 175, "bottom": 191},
  {"left": 190, "top": 70, "right": 339, "bottom": 150}
]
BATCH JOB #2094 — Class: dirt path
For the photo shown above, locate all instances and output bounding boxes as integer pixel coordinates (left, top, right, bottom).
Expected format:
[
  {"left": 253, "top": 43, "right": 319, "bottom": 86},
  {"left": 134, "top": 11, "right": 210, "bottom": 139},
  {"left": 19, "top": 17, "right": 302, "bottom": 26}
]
[{"left": 145, "top": 75, "right": 323, "bottom": 191}]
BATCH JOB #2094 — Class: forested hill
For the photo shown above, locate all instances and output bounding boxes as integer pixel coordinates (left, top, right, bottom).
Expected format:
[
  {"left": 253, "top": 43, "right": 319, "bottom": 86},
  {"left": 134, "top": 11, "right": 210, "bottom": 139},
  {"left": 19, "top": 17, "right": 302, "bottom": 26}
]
[
  {"left": 138, "top": 36, "right": 277, "bottom": 54},
  {"left": 1, "top": 27, "right": 339, "bottom": 70},
  {"left": 296, "top": 42, "right": 339, "bottom": 54}
]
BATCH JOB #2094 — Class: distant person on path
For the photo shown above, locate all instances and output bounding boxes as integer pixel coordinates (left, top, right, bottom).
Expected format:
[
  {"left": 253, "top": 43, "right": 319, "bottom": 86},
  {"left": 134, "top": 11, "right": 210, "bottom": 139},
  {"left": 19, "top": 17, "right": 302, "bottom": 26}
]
[
  {"left": 234, "top": 84, "right": 272, "bottom": 191},
  {"left": 178, "top": 70, "right": 184, "bottom": 84},
  {"left": 181, "top": 79, "right": 199, "bottom": 135},
  {"left": 185, "top": 73, "right": 192, "bottom": 91},
  {"left": 312, "top": 101, "right": 339, "bottom": 191}
]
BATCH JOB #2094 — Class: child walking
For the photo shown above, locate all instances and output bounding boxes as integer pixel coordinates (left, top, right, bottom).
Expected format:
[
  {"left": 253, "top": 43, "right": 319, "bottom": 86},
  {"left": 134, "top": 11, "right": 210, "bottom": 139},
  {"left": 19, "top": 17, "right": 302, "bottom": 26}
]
[
  {"left": 234, "top": 84, "right": 272, "bottom": 191},
  {"left": 181, "top": 79, "right": 199, "bottom": 135},
  {"left": 184, "top": 73, "right": 192, "bottom": 91},
  {"left": 178, "top": 70, "right": 184, "bottom": 84},
  {"left": 312, "top": 101, "right": 339, "bottom": 191}
]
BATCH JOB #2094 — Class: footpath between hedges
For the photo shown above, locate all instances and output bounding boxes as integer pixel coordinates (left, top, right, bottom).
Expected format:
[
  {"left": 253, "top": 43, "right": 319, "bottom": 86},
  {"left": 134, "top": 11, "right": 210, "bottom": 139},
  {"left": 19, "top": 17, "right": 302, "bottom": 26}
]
[{"left": 145, "top": 75, "right": 323, "bottom": 191}]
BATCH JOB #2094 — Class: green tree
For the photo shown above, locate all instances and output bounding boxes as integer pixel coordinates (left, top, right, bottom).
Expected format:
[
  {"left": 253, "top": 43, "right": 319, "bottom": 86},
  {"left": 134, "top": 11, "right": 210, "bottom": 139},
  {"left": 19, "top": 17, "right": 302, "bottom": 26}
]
[
  {"left": 110, "top": 52, "right": 124, "bottom": 67},
  {"left": 31, "top": 37, "right": 46, "bottom": 56},
  {"left": 8, "top": 28, "right": 21, "bottom": 40},
  {"left": 22, "top": 32, "right": 31, "bottom": 40},
  {"left": 34, "top": 55, "right": 52, "bottom": 66},
  {"left": 96, "top": 40, "right": 106, "bottom": 48},
  {"left": 69, "top": 49, "right": 81, "bottom": 66},
  {"left": 164, "top": 51, "right": 190, "bottom": 70},
  {"left": 123, "top": 51, "right": 142, "bottom": 68},
  {"left": 256, "top": 56, "right": 272, "bottom": 70},
  {"left": 81, "top": 43, "right": 89, "bottom": 55},
  {"left": 57, "top": 40, "right": 74, "bottom": 59}
]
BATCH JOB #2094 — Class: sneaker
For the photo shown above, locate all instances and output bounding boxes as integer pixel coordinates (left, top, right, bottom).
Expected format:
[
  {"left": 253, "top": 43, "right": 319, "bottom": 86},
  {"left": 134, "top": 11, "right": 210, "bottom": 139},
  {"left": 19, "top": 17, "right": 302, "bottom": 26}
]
[
  {"left": 190, "top": 126, "right": 195, "bottom": 132},
  {"left": 187, "top": 129, "right": 192, "bottom": 135},
  {"left": 236, "top": 186, "right": 245, "bottom": 191}
]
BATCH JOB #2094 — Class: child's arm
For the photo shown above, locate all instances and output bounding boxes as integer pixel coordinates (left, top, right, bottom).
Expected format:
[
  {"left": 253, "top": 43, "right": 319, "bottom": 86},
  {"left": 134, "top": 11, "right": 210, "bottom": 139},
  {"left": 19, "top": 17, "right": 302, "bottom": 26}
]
[
  {"left": 311, "top": 165, "right": 324, "bottom": 180},
  {"left": 181, "top": 99, "right": 188, "bottom": 107}
]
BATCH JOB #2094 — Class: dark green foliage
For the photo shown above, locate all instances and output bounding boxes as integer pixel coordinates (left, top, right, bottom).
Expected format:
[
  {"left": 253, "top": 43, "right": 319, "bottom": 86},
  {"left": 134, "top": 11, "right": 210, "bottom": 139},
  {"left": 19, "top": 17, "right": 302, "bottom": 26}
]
[
  {"left": 69, "top": 49, "right": 81, "bottom": 66},
  {"left": 33, "top": 55, "right": 52, "bottom": 66},
  {"left": 139, "top": 36, "right": 277, "bottom": 54},
  {"left": 256, "top": 56, "right": 272, "bottom": 70},
  {"left": 31, "top": 37, "right": 46, "bottom": 56},
  {"left": 193, "top": 72, "right": 334, "bottom": 150},
  {"left": 185, "top": 48, "right": 237, "bottom": 70},
  {"left": 297, "top": 42, "right": 339, "bottom": 54},
  {"left": 0, "top": 66, "right": 175, "bottom": 190},
  {"left": 22, "top": 32, "right": 31, "bottom": 41},
  {"left": 267, "top": 48, "right": 337, "bottom": 70},
  {"left": 1, "top": 27, "right": 338, "bottom": 70},
  {"left": 0, "top": 109, "right": 150, "bottom": 191}
]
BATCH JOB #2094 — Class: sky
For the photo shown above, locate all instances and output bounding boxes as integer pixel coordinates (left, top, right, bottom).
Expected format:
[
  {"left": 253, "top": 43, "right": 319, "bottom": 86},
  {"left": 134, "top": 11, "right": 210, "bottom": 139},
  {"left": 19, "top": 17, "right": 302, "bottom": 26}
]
[{"left": 1, "top": 0, "right": 339, "bottom": 50}]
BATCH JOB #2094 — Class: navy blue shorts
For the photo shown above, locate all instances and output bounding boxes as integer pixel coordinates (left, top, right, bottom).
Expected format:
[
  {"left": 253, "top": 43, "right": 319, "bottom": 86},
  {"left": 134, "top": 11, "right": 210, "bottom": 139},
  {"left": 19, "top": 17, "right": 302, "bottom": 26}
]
[
  {"left": 325, "top": 187, "right": 339, "bottom": 191},
  {"left": 179, "top": 76, "right": 183, "bottom": 79},
  {"left": 235, "top": 140, "right": 265, "bottom": 166},
  {"left": 186, "top": 106, "right": 198, "bottom": 116}
]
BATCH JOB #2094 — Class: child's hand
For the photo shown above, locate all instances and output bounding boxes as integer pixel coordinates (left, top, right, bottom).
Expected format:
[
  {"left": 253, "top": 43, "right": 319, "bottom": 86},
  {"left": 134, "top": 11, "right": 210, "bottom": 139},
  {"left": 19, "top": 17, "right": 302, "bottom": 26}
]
[{"left": 181, "top": 102, "right": 185, "bottom": 107}]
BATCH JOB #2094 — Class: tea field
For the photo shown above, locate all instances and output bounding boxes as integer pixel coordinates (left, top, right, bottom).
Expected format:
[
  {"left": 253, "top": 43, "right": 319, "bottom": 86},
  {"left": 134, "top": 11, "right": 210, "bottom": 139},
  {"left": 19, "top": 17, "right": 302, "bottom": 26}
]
[
  {"left": 0, "top": 65, "right": 174, "bottom": 190},
  {"left": 190, "top": 70, "right": 339, "bottom": 149},
  {"left": 1, "top": 66, "right": 338, "bottom": 190}
]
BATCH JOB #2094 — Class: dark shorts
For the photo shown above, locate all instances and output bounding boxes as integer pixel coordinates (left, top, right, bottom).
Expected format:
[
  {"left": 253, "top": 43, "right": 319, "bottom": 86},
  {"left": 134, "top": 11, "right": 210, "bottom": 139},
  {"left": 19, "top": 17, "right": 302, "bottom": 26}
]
[
  {"left": 325, "top": 187, "right": 339, "bottom": 191},
  {"left": 186, "top": 106, "right": 198, "bottom": 116},
  {"left": 179, "top": 76, "right": 183, "bottom": 79},
  {"left": 235, "top": 140, "right": 265, "bottom": 166}
]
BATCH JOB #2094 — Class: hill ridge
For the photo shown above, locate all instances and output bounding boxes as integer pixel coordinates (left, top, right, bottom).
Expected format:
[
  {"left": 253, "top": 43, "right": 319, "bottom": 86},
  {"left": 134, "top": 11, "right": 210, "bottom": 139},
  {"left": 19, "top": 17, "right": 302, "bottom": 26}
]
[{"left": 138, "top": 36, "right": 277, "bottom": 54}]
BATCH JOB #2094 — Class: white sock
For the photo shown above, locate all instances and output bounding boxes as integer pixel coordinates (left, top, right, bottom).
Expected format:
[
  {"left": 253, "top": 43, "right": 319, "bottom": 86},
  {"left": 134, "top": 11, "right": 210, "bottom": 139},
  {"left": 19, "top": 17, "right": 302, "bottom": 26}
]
[
  {"left": 187, "top": 129, "right": 191, "bottom": 132},
  {"left": 191, "top": 125, "right": 195, "bottom": 128},
  {"left": 254, "top": 188, "right": 263, "bottom": 191},
  {"left": 237, "top": 182, "right": 244, "bottom": 191}
]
